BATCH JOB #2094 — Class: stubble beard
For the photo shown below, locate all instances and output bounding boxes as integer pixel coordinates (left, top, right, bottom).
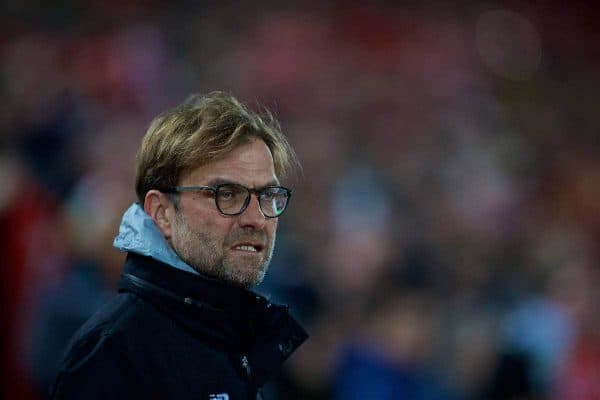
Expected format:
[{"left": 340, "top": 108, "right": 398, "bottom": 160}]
[{"left": 171, "top": 211, "right": 274, "bottom": 289}]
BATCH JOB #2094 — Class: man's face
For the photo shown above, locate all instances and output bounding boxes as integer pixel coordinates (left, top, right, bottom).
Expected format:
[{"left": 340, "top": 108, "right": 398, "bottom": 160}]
[{"left": 167, "top": 138, "right": 279, "bottom": 289}]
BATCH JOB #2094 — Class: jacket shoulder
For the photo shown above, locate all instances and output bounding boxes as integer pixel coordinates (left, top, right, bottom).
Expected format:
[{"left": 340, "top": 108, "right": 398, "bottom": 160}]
[
  {"left": 50, "top": 333, "right": 146, "bottom": 399},
  {"left": 52, "top": 292, "right": 253, "bottom": 399},
  {"left": 50, "top": 294, "right": 148, "bottom": 399},
  {"left": 64, "top": 292, "right": 146, "bottom": 350}
]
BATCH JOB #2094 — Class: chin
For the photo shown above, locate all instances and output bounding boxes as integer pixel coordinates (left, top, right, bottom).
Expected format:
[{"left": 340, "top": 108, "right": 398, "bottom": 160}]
[
  {"left": 222, "top": 255, "right": 269, "bottom": 285},
  {"left": 229, "top": 266, "right": 267, "bottom": 289},
  {"left": 241, "top": 269, "right": 267, "bottom": 289}
]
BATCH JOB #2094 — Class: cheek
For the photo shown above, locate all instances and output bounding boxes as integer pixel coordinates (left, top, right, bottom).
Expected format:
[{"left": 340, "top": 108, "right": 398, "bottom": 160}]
[
  {"left": 183, "top": 202, "right": 222, "bottom": 229},
  {"left": 180, "top": 206, "right": 232, "bottom": 239},
  {"left": 205, "top": 216, "right": 237, "bottom": 242},
  {"left": 267, "top": 220, "right": 278, "bottom": 238},
  {"left": 199, "top": 218, "right": 233, "bottom": 238}
]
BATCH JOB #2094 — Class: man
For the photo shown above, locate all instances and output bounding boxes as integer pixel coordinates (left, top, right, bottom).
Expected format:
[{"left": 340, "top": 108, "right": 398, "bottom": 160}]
[{"left": 50, "top": 92, "right": 308, "bottom": 399}]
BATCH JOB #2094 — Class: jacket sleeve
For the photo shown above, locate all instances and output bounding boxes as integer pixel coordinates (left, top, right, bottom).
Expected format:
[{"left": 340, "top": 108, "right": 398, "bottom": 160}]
[{"left": 50, "top": 335, "right": 145, "bottom": 399}]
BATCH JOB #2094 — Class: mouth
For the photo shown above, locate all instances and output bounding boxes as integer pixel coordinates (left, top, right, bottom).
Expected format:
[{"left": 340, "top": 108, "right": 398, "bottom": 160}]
[{"left": 231, "top": 242, "right": 264, "bottom": 253}]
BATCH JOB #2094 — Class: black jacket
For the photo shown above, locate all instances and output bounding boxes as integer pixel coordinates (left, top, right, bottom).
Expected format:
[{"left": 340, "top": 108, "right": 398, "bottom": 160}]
[{"left": 50, "top": 253, "right": 308, "bottom": 399}]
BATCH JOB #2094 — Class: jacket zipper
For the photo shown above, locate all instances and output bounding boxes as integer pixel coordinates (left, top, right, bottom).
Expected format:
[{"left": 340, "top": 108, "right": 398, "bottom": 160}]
[{"left": 241, "top": 354, "right": 251, "bottom": 378}]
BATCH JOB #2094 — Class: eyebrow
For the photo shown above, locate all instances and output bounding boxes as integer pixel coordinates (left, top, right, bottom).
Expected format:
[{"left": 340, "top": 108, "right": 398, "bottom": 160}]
[{"left": 205, "top": 178, "right": 280, "bottom": 189}]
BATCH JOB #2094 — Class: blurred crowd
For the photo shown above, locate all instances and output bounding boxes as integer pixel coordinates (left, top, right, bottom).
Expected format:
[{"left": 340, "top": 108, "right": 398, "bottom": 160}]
[{"left": 1, "top": 1, "right": 598, "bottom": 399}]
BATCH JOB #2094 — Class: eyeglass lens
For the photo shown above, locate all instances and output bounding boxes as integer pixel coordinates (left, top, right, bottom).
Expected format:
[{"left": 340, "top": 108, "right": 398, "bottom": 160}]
[{"left": 216, "top": 184, "right": 289, "bottom": 217}]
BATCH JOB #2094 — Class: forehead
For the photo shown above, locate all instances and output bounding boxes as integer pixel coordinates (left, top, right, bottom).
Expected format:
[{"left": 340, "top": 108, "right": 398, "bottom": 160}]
[{"left": 182, "top": 138, "right": 278, "bottom": 186}]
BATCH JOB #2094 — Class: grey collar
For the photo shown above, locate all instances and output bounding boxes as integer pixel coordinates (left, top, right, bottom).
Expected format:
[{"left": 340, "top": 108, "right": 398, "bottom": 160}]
[{"left": 113, "top": 203, "right": 199, "bottom": 275}]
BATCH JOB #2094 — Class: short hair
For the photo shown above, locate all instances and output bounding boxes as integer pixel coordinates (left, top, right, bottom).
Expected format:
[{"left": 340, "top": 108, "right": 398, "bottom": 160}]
[{"left": 135, "top": 91, "right": 298, "bottom": 203}]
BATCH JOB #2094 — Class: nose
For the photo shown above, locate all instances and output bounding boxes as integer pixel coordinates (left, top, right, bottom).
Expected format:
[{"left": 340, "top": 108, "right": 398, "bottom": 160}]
[{"left": 238, "top": 194, "right": 267, "bottom": 229}]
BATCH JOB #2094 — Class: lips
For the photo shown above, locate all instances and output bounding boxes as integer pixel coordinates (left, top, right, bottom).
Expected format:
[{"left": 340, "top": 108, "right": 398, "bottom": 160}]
[
  {"left": 232, "top": 242, "right": 264, "bottom": 253},
  {"left": 228, "top": 230, "right": 268, "bottom": 254}
]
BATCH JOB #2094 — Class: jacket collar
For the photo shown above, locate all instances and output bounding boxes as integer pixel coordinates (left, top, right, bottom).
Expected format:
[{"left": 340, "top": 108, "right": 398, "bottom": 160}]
[
  {"left": 113, "top": 203, "right": 199, "bottom": 275},
  {"left": 118, "top": 253, "right": 308, "bottom": 386}
]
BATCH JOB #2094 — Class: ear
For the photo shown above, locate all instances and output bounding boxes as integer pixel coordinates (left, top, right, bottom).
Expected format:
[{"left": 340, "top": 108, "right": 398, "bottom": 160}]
[{"left": 144, "top": 190, "right": 174, "bottom": 239}]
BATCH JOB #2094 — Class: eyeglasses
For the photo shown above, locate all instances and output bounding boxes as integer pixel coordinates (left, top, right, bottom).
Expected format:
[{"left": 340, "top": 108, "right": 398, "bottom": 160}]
[{"left": 167, "top": 183, "right": 292, "bottom": 218}]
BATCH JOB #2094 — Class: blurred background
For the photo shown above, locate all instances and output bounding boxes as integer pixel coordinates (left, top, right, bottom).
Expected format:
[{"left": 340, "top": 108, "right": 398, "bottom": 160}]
[{"left": 1, "top": 1, "right": 598, "bottom": 399}]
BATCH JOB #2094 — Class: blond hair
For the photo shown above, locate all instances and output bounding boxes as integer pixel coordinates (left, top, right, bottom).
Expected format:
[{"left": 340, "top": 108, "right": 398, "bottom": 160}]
[{"left": 135, "top": 91, "right": 298, "bottom": 202}]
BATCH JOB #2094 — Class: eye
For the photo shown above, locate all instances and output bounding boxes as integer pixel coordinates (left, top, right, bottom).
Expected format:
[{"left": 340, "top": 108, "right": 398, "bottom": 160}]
[
  {"left": 217, "top": 185, "right": 245, "bottom": 203},
  {"left": 218, "top": 190, "right": 235, "bottom": 201},
  {"left": 263, "top": 187, "right": 287, "bottom": 199},
  {"left": 262, "top": 190, "right": 275, "bottom": 200}
]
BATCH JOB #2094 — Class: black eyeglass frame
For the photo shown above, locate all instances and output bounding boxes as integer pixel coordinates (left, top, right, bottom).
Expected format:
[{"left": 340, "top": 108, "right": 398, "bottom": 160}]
[{"left": 165, "top": 183, "right": 292, "bottom": 218}]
